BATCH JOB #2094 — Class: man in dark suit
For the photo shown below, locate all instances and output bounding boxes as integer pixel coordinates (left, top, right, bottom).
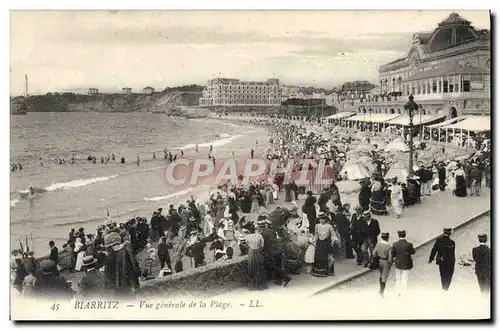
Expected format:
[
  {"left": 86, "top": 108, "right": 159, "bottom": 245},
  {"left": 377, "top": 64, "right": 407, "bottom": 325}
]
[
  {"left": 362, "top": 210, "right": 381, "bottom": 267},
  {"left": 49, "top": 240, "right": 59, "bottom": 266},
  {"left": 428, "top": 228, "right": 456, "bottom": 291},
  {"left": 472, "top": 234, "right": 490, "bottom": 294},
  {"left": 392, "top": 230, "right": 415, "bottom": 297},
  {"left": 351, "top": 206, "right": 367, "bottom": 266}
]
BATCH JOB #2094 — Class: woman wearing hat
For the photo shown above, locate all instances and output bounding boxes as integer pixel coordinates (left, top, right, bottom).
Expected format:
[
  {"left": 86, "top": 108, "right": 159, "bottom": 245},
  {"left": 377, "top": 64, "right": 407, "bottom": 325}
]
[
  {"left": 370, "top": 178, "right": 388, "bottom": 216},
  {"left": 76, "top": 255, "right": 108, "bottom": 299},
  {"left": 74, "top": 237, "right": 87, "bottom": 272},
  {"left": 103, "top": 232, "right": 140, "bottom": 296},
  {"left": 372, "top": 232, "right": 393, "bottom": 298},
  {"left": 311, "top": 212, "right": 339, "bottom": 277},
  {"left": 246, "top": 223, "right": 266, "bottom": 291},
  {"left": 389, "top": 178, "right": 403, "bottom": 218},
  {"left": 453, "top": 164, "right": 467, "bottom": 197}
]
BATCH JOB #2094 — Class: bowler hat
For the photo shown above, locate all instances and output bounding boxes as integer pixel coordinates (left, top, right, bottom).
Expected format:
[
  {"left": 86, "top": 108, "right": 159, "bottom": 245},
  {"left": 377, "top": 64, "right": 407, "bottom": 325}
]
[
  {"left": 397, "top": 230, "right": 406, "bottom": 237},
  {"left": 381, "top": 232, "right": 389, "bottom": 240},
  {"left": 443, "top": 228, "right": 452, "bottom": 235}
]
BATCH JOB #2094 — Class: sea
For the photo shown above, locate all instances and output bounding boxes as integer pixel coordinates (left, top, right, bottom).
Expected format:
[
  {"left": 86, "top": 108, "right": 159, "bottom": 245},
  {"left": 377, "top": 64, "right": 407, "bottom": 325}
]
[{"left": 10, "top": 112, "right": 269, "bottom": 253}]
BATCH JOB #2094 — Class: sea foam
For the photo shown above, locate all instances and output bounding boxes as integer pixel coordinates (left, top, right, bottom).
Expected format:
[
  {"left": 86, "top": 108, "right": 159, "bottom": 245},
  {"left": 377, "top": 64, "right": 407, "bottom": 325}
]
[
  {"left": 179, "top": 134, "right": 242, "bottom": 150},
  {"left": 143, "top": 187, "right": 195, "bottom": 202},
  {"left": 44, "top": 174, "right": 120, "bottom": 192}
]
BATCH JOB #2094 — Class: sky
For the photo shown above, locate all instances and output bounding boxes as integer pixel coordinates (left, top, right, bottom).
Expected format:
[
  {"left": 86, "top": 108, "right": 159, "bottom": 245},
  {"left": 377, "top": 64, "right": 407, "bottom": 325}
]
[{"left": 10, "top": 10, "right": 490, "bottom": 95}]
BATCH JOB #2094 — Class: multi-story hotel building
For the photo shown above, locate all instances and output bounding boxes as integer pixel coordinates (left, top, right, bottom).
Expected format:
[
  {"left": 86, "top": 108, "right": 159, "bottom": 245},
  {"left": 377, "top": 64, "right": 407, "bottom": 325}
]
[
  {"left": 199, "top": 78, "right": 281, "bottom": 106},
  {"left": 344, "top": 13, "right": 490, "bottom": 130}
]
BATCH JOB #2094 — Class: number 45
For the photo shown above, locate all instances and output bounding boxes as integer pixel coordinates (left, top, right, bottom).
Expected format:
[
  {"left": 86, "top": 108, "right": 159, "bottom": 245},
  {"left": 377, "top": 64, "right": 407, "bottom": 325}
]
[{"left": 50, "top": 304, "right": 60, "bottom": 311}]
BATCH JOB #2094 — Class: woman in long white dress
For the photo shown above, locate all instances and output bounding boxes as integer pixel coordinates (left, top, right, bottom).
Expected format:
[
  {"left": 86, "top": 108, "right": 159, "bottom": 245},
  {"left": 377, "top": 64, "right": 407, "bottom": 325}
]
[
  {"left": 74, "top": 237, "right": 86, "bottom": 272},
  {"left": 390, "top": 178, "right": 403, "bottom": 218}
]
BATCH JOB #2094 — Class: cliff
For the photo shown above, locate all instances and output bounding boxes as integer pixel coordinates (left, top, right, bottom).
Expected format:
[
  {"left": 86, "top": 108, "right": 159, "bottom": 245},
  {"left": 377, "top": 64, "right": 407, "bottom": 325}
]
[{"left": 10, "top": 91, "right": 203, "bottom": 114}]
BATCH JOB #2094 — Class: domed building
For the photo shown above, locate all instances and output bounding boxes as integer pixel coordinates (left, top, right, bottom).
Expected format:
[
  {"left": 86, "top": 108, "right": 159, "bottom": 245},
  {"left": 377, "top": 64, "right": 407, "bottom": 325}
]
[{"left": 342, "top": 13, "right": 490, "bottom": 134}]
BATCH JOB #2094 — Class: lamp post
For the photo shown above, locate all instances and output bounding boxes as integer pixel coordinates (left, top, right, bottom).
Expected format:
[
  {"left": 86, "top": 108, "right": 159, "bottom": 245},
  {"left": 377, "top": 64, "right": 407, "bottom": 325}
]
[{"left": 404, "top": 94, "right": 419, "bottom": 176}]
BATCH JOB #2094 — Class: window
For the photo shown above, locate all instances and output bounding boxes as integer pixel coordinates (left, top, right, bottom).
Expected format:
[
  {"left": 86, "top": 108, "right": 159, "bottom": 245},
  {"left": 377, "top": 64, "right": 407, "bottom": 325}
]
[
  {"left": 463, "top": 80, "right": 471, "bottom": 92},
  {"left": 443, "top": 79, "right": 449, "bottom": 93},
  {"left": 427, "top": 83, "right": 431, "bottom": 94},
  {"left": 449, "top": 83, "right": 454, "bottom": 93},
  {"left": 438, "top": 81, "right": 442, "bottom": 93}
]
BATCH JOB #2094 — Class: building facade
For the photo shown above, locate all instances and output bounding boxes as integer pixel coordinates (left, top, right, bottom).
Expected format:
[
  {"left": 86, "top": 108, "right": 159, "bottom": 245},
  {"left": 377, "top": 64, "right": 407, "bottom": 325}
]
[
  {"left": 142, "top": 87, "right": 155, "bottom": 94},
  {"left": 199, "top": 78, "right": 281, "bottom": 106},
  {"left": 87, "top": 88, "right": 99, "bottom": 95},
  {"left": 355, "top": 13, "right": 490, "bottom": 119},
  {"left": 281, "top": 85, "right": 300, "bottom": 102}
]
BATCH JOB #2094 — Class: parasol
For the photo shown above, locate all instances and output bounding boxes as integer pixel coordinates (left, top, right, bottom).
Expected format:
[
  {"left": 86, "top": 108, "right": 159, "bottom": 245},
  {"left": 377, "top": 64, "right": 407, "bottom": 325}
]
[
  {"left": 341, "top": 162, "right": 372, "bottom": 180},
  {"left": 384, "top": 161, "right": 419, "bottom": 181},
  {"left": 385, "top": 140, "right": 410, "bottom": 153}
]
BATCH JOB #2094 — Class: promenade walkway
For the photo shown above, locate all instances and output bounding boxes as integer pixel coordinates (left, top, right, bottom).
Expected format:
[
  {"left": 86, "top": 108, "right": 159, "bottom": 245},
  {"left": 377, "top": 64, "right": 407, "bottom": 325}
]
[{"left": 214, "top": 187, "right": 490, "bottom": 300}]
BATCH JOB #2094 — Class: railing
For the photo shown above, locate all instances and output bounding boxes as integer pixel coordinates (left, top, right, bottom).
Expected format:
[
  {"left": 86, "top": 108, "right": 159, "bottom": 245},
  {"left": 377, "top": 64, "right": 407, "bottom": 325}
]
[{"left": 353, "top": 90, "right": 490, "bottom": 105}]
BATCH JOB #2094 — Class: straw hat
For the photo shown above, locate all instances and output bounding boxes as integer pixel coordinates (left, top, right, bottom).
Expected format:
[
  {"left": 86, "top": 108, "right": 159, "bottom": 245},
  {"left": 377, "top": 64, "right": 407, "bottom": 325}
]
[{"left": 81, "top": 255, "right": 97, "bottom": 268}]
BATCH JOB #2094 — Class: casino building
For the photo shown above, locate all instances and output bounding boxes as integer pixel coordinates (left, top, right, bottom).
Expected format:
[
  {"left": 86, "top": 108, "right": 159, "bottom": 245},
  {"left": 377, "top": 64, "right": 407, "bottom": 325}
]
[
  {"left": 199, "top": 78, "right": 281, "bottom": 108},
  {"left": 337, "top": 13, "right": 490, "bottom": 133}
]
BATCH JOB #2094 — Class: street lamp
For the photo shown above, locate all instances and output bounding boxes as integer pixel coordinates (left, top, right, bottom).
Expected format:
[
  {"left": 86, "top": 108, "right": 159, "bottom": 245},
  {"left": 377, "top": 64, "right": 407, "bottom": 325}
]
[{"left": 404, "top": 94, "right": 420, "bottom": 176}]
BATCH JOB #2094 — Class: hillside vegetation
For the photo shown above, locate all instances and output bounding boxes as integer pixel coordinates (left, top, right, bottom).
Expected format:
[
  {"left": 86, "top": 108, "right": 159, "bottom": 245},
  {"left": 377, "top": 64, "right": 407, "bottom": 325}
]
[{"left": 10, "top": 85, "right": 204, "bottom": 114}]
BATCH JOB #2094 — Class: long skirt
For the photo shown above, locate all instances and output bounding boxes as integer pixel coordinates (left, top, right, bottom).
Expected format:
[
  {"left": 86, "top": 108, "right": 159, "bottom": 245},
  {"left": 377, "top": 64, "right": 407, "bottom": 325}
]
[
  {"left": 247, "top": 248, "right": 265, "bottom": 290},
  {"left": 311, "top": 237, "right": 331, "bottom": 277},
  {"left": 75, "top": 251, "right": 85, "bottom": 272},
  {"left": 267, "top": 191, "right": 274, "bottom": 205},
  {"left": 391, "top": 196, "right": 402, "bottom": 217},
  {"left": 250, "top": 201, "right": 259, "bottom": 213},
  {"left": 379, "top": 259, "right": 392, "bottom": 282},
  {"left": 370, "top": 190, "right": 388, "bottom": 215},
  {"left": 455, "top": 175, "right": 467, "bottom": 197}
]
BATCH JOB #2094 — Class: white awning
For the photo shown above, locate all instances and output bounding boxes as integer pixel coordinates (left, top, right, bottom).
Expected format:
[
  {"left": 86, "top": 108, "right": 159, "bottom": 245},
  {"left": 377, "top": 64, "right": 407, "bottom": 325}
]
[
  {"left": 441, "top": 116, "right": 491, "bottom": 132},
  {"left": 325, "top": 112, "right": 356, "bottom": 119},
  {"left": 344, "top": 114, "right": 400, "bottom": 123},
  {"left": 427, "top": 116, "right": 467, "bottom": 128},
  {"left": 385, "top": 115, "right": 445, "bottom": 126}
]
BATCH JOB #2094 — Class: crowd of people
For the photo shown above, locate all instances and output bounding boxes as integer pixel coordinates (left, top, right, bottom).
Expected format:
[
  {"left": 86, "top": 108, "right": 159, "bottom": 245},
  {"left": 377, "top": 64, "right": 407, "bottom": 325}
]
[{"left": 11, "top": 113, "right": 491, "bottom": 299}]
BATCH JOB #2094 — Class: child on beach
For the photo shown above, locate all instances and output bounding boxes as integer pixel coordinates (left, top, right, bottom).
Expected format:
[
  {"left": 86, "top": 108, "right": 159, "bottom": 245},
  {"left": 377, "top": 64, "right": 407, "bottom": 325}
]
[{"left": 304, "top": 234, "right": 316, "bottom": 274}]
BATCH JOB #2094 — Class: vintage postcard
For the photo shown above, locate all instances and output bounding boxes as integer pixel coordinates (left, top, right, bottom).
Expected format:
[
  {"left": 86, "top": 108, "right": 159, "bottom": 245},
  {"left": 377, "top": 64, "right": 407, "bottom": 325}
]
[{"left": 9, "top": 10, "right": 491, "bottom": 321}]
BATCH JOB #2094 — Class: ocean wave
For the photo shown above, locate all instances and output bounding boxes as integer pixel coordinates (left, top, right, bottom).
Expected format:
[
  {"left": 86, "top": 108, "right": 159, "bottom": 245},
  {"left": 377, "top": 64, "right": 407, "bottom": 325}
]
[
  {"left": 44, "top": 174, "right": 120, "bottom": 192},
  {"left": 143, "top": 187, "right": 195, "bottom": 202},
  {"left": 179, "top": 134, "right": 242, "bottom": 150},
  {"left": 10, "top": 199, "right": 19, "bottom": 208},
  {"left": 51, "top": 208, "right": 141, "bottom": 227}
]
